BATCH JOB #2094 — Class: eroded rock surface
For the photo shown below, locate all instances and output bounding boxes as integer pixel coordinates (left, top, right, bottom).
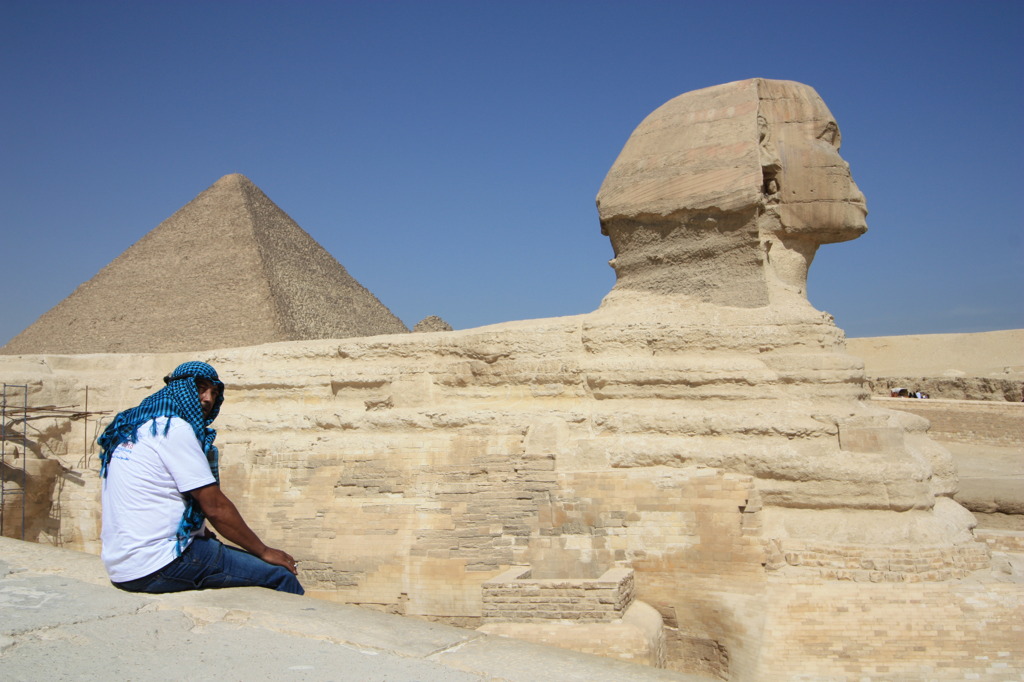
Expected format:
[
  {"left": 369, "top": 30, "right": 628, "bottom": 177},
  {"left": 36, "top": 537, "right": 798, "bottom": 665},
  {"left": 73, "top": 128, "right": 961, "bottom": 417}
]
[{"left": 597, "top": 79, "right": 866, "bottom": 309}]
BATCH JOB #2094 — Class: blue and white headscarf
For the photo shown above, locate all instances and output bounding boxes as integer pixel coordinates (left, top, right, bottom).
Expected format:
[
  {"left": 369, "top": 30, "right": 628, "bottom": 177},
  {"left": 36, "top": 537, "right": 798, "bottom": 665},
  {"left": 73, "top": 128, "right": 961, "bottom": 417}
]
[{"left": 98, "top": 361, "right": 225, "bottom": 554}]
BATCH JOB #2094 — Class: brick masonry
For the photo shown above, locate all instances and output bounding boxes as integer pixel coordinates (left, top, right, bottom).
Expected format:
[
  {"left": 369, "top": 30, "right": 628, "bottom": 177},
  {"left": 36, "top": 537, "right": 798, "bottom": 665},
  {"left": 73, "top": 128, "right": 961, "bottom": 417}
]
[
  {"left": 976, "top": 528, "right": 1024, "bottom": 554},
  {"left": 770, "top": 539, "right": 992, "bottom": 582},
  {"left": 757, "top": 580, "right": 1024, "bottom": 680},
  {"left": 880, "top": 397, "right": 1023, "bottom": 447},
  {"left": 481, "top": 566, "right": 635, "bottom": 623}
]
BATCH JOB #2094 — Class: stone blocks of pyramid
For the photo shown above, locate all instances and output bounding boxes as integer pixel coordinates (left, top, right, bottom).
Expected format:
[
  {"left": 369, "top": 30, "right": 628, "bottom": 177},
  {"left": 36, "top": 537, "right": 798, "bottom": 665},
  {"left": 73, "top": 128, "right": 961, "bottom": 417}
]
[{"left": 2, "top": 174, "right": 409, "bottom": 354}]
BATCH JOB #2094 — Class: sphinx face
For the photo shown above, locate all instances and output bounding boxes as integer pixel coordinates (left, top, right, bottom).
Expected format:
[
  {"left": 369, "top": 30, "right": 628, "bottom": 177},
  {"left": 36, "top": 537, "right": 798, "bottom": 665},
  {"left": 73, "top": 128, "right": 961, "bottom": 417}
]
[
  {"left": 766, "top": 85, "right": 868, "bottom": 244},
  {"left": 595, "top": 79, "right": 869, "bottom": 308}
]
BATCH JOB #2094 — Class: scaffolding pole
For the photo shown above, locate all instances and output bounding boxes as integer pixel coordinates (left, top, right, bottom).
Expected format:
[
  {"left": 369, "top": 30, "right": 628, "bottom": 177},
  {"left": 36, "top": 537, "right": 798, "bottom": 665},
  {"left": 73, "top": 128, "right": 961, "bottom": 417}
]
[{"left": 1, "top": 383, "right": 28, "bottom": 540}]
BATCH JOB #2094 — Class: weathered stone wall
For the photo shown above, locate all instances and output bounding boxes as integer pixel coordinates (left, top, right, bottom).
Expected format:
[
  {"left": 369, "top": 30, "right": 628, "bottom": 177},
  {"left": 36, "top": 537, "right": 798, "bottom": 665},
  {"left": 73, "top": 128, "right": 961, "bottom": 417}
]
[
  {"left": 769, "top": 534, "right": 990, "bottom": 582},
  {"left": 865, "top": 376, "right": 1021, "bottom": 401},
  {"left": 977, "top": 529, "right": 1024, "bottom": 554},
  {"left": 879, "top": 397, "right": 1023, "bottom": 447},
  {"left": 1, "top": 321, "right": 1016, "bottom": 679}
]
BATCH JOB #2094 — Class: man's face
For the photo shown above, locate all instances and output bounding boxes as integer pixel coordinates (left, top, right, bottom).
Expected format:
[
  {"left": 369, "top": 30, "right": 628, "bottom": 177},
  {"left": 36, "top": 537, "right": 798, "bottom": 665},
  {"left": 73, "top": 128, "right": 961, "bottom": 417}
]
[{"left": 195, "top": 378, "right": 221, "bottom": 418}]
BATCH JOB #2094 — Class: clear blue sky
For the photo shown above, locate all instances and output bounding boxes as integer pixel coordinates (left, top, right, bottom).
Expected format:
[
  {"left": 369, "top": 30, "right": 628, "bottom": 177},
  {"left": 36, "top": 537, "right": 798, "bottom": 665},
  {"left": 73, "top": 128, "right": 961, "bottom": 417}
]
[{"left": 2, "top": 1, "right": 1021, "bottom": 346}]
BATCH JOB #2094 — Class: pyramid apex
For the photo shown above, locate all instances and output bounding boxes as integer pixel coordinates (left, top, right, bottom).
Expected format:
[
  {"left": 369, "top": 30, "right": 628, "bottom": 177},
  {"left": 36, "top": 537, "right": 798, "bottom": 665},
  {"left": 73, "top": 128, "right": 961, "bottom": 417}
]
[{"left": 213, "top": 173, "right": 253, "bottom": 187}]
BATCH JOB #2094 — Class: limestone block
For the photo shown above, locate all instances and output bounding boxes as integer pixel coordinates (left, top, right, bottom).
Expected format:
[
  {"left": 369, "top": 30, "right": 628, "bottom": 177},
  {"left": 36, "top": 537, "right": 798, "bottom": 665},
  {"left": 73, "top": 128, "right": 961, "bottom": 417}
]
[{"left": 478, "top": 600, "right": 666, "bottom": 668}]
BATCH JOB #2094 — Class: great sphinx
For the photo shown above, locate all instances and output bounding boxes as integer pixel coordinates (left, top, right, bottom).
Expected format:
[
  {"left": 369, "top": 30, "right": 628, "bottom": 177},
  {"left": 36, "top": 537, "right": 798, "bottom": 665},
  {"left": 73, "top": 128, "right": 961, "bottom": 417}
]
[
  {"left": 1, "top": 79, "right": 1008, "bottom": 678},
  {"left": 590, "top": 78, "right": 974, "bottom": 540}
]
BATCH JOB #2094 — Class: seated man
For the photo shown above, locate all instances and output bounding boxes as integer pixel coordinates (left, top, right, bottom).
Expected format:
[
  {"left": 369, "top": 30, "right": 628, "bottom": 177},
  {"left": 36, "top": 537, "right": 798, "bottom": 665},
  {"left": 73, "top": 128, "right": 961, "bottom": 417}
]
[{"left": 98, "top": 361, "right": 303, "bottom": 594}]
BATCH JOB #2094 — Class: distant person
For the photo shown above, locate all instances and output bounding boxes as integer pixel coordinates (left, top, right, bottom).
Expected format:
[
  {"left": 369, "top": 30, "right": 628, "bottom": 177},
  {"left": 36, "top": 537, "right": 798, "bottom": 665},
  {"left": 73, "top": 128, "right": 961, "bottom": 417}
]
[{"left": 97, "top": 361, "right": 303, "bottom": 595}]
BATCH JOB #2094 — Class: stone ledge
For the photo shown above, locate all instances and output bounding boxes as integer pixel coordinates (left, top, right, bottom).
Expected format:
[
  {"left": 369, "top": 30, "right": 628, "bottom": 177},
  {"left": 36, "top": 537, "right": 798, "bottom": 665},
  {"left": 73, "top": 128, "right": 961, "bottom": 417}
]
[
  {"left": 975, "top": 529, "right": 1024, "bottom": 554},
  {"left": 479, "top": 600, "right": 667, "bottom": 669},
  {"left": 0, "top": 538, "right": 699, "bottom": 681},
  {"left": 482, "top": 566, "right": 635, "bottom": 623},
  {"left": 768, "top": 540, "right": 991, "bottom": 582}
]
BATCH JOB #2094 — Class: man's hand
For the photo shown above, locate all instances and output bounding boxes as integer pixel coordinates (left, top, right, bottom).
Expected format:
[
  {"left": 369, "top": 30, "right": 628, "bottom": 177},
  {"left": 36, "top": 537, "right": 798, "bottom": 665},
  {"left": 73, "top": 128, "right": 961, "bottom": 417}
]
[
  {"left": 188, "top": 484, "right": 298, "bottom": 574},
  {"left": 260, "top": 547, "right": 299, "bottom": 575}
]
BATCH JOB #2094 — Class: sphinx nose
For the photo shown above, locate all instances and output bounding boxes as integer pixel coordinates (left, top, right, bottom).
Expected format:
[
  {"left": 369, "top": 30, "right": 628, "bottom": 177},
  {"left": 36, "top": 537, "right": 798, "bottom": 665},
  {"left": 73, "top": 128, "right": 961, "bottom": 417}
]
[{"left": 850, "top": 181, "right": 867, "bottom": 211}]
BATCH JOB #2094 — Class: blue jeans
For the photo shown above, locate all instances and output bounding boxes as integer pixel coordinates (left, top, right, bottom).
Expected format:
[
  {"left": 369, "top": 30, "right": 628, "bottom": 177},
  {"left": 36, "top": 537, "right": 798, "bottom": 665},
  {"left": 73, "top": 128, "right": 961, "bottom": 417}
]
[{"left": 112, "top": 537, "right": 304, "bottom": 595}]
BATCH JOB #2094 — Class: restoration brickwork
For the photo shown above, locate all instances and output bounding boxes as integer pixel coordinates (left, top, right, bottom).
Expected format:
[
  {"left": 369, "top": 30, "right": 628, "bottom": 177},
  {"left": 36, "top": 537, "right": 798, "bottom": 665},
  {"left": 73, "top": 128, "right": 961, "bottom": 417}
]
[
  {"left": 881, "top": 397, "right": 1023, "bottom": 447},
  {"left": 482, "top": 567, "right": 635, "bottom": 623}
]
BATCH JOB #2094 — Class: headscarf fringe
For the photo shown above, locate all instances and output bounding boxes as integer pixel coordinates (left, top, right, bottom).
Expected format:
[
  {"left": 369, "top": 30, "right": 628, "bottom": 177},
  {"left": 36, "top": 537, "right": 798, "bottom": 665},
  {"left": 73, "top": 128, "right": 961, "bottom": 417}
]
[{"left": 98, "top": 361, "right": 224, "bottom": 555}]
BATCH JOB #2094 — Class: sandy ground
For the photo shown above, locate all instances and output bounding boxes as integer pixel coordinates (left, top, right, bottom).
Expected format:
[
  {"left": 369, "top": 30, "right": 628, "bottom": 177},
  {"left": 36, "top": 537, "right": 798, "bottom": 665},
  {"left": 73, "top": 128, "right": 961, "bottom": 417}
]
[
  {"left": 848, "top": 330, "right": 1023, "bottom": 529},
  {"left": 847, "top": 329, "right": 1024, "bottom": 378}
]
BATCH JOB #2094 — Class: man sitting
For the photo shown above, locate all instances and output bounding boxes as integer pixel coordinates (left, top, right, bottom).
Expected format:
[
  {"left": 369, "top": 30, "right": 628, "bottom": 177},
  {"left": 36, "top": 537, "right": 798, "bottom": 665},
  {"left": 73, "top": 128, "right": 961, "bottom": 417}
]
[{"left": 98, "top": 361, "right": 303, "bottom": 594}]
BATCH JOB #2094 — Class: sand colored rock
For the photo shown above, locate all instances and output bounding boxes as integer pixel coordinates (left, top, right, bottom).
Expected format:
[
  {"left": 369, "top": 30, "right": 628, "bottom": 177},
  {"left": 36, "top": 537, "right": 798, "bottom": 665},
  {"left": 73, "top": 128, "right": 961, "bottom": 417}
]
[
  {"left": 1, "top": 80, "right": 1020, "bottom": 679},
  {"left": 849, "top": 330, "right": 1023, "bottom": 521},
  {"left": 849, "top": 329, "right": 1024, "bottom": 400},
  {"left": 0, "top": 174, "right": 408, "bottom": 355}
]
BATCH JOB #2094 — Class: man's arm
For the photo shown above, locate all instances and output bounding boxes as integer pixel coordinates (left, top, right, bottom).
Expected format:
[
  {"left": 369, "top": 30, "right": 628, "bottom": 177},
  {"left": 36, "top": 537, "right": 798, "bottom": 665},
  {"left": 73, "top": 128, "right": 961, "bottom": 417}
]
[{"left": 187, "top": 483, "right": 298, "bottom": 575}]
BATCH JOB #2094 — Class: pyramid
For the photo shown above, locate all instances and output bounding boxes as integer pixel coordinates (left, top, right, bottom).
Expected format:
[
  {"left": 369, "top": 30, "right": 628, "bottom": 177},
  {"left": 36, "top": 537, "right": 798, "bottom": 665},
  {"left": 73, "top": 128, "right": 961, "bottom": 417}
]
[{"left": 1, "top": 174, "right": 409, "bottom": 354}]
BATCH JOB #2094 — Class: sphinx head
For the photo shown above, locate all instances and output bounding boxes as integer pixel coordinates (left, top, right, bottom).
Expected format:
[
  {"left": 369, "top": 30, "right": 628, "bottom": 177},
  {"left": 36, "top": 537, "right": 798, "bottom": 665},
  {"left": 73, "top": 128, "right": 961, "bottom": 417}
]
[{"left": 597, "top": 79, "right": 867, "bottom": 308}]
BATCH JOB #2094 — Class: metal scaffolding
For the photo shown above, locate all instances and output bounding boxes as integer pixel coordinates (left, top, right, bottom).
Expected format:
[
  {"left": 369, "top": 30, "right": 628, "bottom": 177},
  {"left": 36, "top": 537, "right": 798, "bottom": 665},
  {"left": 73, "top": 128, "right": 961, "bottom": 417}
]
[
  {"left": 1, "top": 383, "right": 28, "bottom": 539},
  {"left": 1, "top": 383, "right": 110, "bottom": 541}
]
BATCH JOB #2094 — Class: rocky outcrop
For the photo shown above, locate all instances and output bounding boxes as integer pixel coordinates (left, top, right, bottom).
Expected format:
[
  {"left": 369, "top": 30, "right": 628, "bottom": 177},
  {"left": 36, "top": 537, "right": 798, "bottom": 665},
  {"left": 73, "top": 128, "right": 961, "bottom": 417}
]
[
  {"left": 867, "top": 376, "right": 1021, "bottom": 401},
  {"left": 846, "top": 331, "right": 1024, "bottom": 523},
  {"left": 848, "top": 330, "right": 1024, "bottom": 401}
]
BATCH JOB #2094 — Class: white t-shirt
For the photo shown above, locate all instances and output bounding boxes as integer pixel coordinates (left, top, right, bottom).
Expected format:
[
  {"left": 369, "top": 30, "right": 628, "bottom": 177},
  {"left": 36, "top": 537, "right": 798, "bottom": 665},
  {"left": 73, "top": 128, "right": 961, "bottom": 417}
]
[{"left": 100, "top": 416, "right": 217, "bottom": 582}]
